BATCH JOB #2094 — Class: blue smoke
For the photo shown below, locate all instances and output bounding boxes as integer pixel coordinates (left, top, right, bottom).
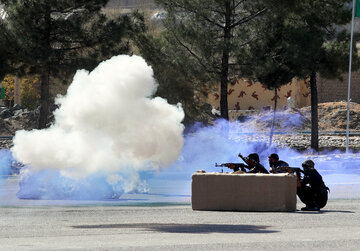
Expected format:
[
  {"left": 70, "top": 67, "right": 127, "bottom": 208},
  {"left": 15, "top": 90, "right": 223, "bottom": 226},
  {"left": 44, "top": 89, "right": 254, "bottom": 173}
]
[
  {"left": 256, "top": 110, "right": 306, "bottom": 130},
  {"left": 159, "top": 119, "right": 360, "bottom": 197},
  {"left": 5, "top": 117, "right": 360, "bottom": 201},
  {"left": 16, "top": 169, "right": 126, "bottom": 200},
  {"left": 0, "top": 149, "right": 19, "bottom": 178}
]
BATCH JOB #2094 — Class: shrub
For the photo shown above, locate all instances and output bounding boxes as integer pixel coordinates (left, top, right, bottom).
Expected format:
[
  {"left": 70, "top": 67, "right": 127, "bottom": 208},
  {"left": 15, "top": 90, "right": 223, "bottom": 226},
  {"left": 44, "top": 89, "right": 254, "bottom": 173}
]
[{"left": 2, "top": 75, "right": 40, "bottom": 109}]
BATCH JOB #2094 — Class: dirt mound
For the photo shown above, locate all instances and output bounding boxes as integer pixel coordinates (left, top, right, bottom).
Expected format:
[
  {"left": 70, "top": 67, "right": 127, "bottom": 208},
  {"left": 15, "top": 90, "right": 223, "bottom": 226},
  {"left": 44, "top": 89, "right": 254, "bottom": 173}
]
[{"left": 300, "top": 101, "right": 360, "bottom": 131}]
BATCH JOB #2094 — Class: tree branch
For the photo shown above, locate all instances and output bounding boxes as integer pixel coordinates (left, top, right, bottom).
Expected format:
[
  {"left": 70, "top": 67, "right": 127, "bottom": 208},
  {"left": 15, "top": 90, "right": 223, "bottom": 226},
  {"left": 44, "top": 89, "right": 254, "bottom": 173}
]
[
  {"left": 170, "top": 2, "right": 225, "bottom": 29},
  {"left": 171, "top": 31, "right": 219, "bottom": 75},
  {"left": 229, "top": 8, "right": 267, "bottom": 29},
  {"left": 234, "top": 0, "right": 246, "bottom": 9}
]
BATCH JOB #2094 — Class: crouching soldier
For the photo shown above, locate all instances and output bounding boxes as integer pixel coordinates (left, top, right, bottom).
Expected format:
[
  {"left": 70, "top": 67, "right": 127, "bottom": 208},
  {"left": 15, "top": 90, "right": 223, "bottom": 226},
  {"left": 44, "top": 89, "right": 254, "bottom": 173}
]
[
  {"left": 242, "top": 153, "right": 269, "bottom": 174},
  {"left": 222, "top": 153, "right": 269, "bottom": 174},
  {"left": 297, "top": 159, "right": 330, "bottom": 211},
  {"left": 237, "top": 153, "right": 269, "bottom": 174},
  {"left": 268, "top": 153, "right": 289, "bottom": 173}
]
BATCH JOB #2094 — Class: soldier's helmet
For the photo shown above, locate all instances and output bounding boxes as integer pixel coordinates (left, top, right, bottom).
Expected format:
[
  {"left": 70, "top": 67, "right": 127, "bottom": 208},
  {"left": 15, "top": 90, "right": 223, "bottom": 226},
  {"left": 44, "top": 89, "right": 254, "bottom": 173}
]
[
  {"left": 302, "top": 159, "right": 315, "bottom": 169},
  {"left": 268, "top": 153, "right": 279, "bottom": 160},
  {"left": 248, "top": 153, "right": 260, "bottom": 163}
]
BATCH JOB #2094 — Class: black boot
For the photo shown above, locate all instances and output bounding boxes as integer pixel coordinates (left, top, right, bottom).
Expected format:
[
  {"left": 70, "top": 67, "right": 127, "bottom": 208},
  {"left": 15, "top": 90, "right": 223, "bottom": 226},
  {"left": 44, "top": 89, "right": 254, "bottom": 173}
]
[{"left": 301, "top": 205, "right": 320, "bottom": 211}]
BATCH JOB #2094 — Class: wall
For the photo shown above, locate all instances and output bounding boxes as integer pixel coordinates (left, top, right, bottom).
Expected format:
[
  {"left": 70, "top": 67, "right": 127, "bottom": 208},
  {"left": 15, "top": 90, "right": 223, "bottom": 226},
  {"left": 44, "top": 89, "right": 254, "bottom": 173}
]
[
  {"left": 208, "top": 78, "right": 311, "bottom": 114},
  {"left": 317, "top": 71, "right": 360, "bottom": 103}
]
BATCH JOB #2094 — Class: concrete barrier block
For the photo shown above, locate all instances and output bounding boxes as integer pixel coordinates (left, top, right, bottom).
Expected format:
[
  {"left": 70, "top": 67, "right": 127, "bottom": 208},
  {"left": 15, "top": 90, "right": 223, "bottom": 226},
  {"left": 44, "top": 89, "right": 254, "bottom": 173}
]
[{"left": 191, "top": 172, "right": 297, "bottom": 212}]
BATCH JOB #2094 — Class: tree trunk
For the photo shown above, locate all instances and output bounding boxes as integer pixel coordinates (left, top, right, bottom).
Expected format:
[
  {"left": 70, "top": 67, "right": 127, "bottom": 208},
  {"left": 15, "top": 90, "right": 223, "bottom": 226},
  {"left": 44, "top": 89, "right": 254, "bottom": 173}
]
[
  {"left": 219, "top": 0, "right": 231, "bottom": 121},
  {"left": 38, "top": 7, "right": 52, "bottom": 129},
  {"left": 38, "top": 67, "right": 50, "bottom": 129},
  {"left": 269, "top": 88, "right": 278, "bottom": 146},
  {"left": 310, "top": 70, "right": 319, "bottom": 151}
]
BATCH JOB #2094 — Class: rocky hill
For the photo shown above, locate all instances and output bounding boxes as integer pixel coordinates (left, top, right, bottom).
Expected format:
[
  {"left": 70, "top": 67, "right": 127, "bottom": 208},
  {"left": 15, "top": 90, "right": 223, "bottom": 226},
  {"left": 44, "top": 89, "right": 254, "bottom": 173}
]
[{"left": 0, "top": 105, "right": 38, "bottom": 136}]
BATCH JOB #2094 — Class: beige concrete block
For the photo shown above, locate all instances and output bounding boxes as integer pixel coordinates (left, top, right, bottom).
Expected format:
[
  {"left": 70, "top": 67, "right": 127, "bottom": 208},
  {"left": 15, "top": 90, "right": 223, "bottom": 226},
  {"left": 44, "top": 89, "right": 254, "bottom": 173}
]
[{"left": 192, "top": 172, "right": 297, "bottom": 212}]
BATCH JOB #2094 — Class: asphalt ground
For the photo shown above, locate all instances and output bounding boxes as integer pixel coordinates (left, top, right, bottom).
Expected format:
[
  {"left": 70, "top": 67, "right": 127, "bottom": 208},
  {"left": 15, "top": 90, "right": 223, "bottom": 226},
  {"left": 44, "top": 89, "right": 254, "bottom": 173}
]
[
  {"left": 1, "top": 173, "right": 360, "bottom": 250},
  {"left": 0, "top": 200, "right": 359, "bottom": 250}
]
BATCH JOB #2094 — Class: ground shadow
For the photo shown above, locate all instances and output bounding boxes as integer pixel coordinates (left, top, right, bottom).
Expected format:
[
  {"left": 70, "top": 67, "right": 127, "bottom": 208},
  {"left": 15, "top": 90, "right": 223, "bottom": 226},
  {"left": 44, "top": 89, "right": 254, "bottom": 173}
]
[
  {"left": 296, "top": 210, "right": 355, "bottom": 214},
  {"left": 72, "top": 223, "right": 277, "bottom": 234}
]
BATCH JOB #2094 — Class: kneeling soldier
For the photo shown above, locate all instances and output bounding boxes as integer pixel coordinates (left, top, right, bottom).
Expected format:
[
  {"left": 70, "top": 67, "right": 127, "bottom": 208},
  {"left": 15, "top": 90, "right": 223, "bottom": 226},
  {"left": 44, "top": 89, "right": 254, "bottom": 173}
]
[{"left": 297, "top": 160, "right": 330, "bottom": 211}]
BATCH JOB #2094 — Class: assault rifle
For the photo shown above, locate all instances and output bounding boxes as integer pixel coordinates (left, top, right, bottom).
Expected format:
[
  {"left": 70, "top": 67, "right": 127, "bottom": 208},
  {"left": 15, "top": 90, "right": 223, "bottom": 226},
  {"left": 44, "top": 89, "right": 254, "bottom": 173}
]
[
  {"left": 238, "top": 153, "right": 249, "bottom": 163},
  {"left": 271, "top": 166, "right": 304, "bottom": 174},
  {"left": 238, "top": 153, "right": 260, "bottom": 166},
  {"left": 215, "top": 163, "right": 247, "bottom": 172}
]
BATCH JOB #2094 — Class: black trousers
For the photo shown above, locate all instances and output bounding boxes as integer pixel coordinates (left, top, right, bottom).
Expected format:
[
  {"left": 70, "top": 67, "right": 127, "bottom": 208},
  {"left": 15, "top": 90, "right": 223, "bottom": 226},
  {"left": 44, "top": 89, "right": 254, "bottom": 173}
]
[{"left": 297, "top": 185, "right": 328, "bottom": 208}]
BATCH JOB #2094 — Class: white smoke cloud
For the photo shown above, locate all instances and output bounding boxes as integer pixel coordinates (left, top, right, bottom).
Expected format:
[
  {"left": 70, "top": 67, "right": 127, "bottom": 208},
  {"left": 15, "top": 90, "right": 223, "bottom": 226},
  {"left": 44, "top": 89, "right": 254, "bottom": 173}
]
[{"left": 11, "top": 55, "right": 184, "bottom": 191}]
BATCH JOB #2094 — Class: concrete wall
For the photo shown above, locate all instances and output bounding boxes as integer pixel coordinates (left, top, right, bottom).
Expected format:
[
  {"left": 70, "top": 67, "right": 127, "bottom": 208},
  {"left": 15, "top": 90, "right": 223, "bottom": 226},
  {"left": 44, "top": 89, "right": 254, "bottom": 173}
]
[{"left": 192, "top": 172, "right": 297, "bottom": 212}]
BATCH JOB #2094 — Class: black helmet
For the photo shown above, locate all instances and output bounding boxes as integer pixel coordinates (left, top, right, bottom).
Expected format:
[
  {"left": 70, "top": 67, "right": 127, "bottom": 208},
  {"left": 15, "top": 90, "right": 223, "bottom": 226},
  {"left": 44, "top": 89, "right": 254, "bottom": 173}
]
[
  {"left": 247, "top": 153, "right": 260, "bottom": 163},
  {"left": 268, "top": 153, "right": 279, "bottom": 160},
  {"left": 302, "top": 159, "right": 315, "bottom": 168}
]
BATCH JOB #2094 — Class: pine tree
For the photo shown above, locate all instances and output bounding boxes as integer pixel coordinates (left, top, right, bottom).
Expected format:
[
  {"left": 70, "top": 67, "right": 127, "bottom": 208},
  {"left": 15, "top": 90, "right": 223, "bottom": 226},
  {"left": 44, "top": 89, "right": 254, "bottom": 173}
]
[
  {"left": 2, "top": 0, "right": 132, "bottom": 128},
  {"left": 152, "top": 0, "right": 268, "bottom": 121},
  {"left": 241, "top": 0, "right": 359, "bottom": 150},
  {"left": 239, "top": 8, "right": 302, "bottom": 146},
  {"left": 0, "top": 21, "right": 14, "bottom": 80},
  {"left": 287, "top": 0, "right": 359, "bottom": 150}
]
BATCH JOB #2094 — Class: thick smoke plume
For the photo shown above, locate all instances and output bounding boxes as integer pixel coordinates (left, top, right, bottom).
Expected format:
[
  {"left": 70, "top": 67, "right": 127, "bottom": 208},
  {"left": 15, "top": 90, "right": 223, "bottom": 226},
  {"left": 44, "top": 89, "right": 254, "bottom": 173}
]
[
  {"left": 3, "top": 55, "right": 359, "bottom": 201},
  {"left": 156, "top": 119, "right": 360, "bottom": 198},
  {"left": 11, "top": 55, "right": 184, "bottom": 195}
]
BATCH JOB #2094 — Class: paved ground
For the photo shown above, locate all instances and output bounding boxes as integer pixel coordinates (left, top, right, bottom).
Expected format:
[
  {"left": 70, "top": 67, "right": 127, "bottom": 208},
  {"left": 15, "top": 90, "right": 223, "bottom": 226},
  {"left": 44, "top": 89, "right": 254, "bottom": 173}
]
[
  {"left": 1, "top": 173, "right": 359, "bottom": 250},
  {"left": 0, "top": 199, "right": 359, "bottom": 250}
]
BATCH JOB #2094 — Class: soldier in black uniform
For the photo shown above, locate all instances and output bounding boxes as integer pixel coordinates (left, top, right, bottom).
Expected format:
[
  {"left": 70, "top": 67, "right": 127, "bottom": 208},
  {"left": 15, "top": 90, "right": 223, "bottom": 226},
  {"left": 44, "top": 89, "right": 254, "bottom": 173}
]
[
  {"left": 297, "top": 159, "right": 330, "bottom": 211},
  {"left": 225, "top": 153, "right": 269, "bottom": 174},
  {"left": 268, "top": 153, "right": 289, "bottom": 173}
]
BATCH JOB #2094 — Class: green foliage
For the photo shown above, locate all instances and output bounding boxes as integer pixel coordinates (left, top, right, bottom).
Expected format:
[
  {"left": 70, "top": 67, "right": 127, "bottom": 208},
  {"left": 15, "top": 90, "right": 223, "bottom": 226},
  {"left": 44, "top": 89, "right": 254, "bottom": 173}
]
[
  {"left": 239, "top": 11, "right": 300, "bottom": 90},
  {"left": 0, "top": 21, "right": 16, "bottom": 80},
  {"left": 285, "top": 0, "right": 357, "bottom": 150},
  {"left": 1, "top": 0, "right": 135, "bottom": 128},
  {"left": 286, "top": 0, "right": 356, "bottom": 78},
  {"left": 156, "top": 0, "right": 263, "bottom": 78},
  {"left": 135, "top": 0, "right": 358, "bottom": 127},
  {"left": 2, "top": 0, "right": 131, "bottom": 76},
  {"left": 320, "top": 30, "right": 360, "bottom": 80},
  {"left": 240, "top": 0, "right": 358, "bottom": 89},
  {"left": 2, "top": 75, "right": 15, "bottom": 102},
  {"left": 134, "top": 31, "right": 214, "bottom": 126},
  {"left": 21, "top": 76, "right": 41, "bottom": 110},
  {"left": 137, "top": 0, "right": 269, "bottom": 122},
  {"left": 2, "top": 75, "right": 40, "bottom": 110}
]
